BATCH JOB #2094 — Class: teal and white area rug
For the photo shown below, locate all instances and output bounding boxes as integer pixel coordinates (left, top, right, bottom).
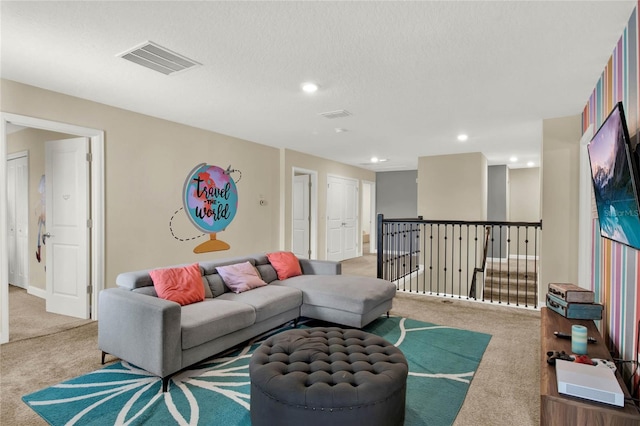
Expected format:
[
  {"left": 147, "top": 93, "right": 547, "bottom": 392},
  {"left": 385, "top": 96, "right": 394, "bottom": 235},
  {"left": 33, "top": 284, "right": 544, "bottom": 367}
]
[{"left": 23, "top": 316, "right": 491, "bottom": 426}]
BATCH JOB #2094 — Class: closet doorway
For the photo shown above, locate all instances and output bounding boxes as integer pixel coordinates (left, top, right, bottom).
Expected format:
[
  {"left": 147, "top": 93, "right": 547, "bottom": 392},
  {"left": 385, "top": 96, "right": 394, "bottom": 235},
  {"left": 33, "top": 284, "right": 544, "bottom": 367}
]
[{"left": 326, "top": 175, "right": 358, "bottom": 261}]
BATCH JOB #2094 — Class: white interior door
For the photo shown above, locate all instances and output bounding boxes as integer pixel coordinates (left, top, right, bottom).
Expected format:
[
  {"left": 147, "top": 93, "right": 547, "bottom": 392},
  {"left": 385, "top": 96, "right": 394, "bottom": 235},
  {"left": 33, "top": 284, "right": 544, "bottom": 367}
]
[
  {"left": 327, "top": 177, "right": 344, "bottom": 261},
  {"left": 7, "top": 154, "right": 28, "bottom": 288},
  {"left": 327, "top": 176, "right": 358, "bottom": 261},
  {"left": 292, "top": 174, "right": 310, "bottom": 258},
  {"left": 45, "top": 137, "right": 90, "bottom": 318},
  {"left": 7, "top": 156, "right": 16, "bottom": 285},
  {"left": 342, "top": 179, "right": 357, "bottom": 259}
]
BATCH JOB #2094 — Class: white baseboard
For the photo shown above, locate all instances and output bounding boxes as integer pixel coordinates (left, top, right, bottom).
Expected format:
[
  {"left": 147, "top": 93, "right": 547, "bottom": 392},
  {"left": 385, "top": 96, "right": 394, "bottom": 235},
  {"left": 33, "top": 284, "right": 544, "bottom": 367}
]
[
  {"left": 396, "top": 289, "right": 541, "bottom": 311},
  {"left": 27, "top": 286, "right": 46, "bottom": 299},
  {"left": 391, "top": 264, "right": 424, "bottom": 284},
  {"left": 487, "top": 255, "right": 539, "bottom": 263},
  {"left": 509, "top": 254, "right": 539, "bottom": 261}
]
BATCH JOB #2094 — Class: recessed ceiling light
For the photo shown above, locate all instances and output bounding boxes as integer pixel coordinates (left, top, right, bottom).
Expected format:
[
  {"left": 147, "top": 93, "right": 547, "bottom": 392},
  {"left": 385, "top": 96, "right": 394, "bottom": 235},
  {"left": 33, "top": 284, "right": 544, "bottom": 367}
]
[
  {"left": 457, "top": 134, "right": 468, "bottom": 142},
  {"left": 370, "top": 157, "right": 388, "bottom": 164},
  {"left": 335, "top": 128, "right": 348, "bottom": 133},
  {"left": 510, "top": 156, "right": 518, "bottom": 162},
  {"left": 527, "top": 161, "right": 535, "bottom": 167},
  {"left": 302, "top": 82, "right": 318, "bottom": 93}
]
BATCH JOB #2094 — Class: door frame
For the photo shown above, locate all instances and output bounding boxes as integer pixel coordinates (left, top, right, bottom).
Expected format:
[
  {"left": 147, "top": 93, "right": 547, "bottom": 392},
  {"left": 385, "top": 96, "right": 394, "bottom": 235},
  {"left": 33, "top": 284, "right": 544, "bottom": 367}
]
[
  {"left": 362, "top": 180, "right": 376, "bottom": 254},
  {"left": 291, "top": 167, "right": 318, "bottom": 259},
  {"left": 577, "top": 124, "right": 594, "bottom": 291},
  {"left": 7, "top": 151, "right": 29, "bottom": 289},
  {"left": 326, "top": 174, "right": 359, "bottom": 261},
  {"left": 0, "top": 113, "right": 105, "bottom": 343}
]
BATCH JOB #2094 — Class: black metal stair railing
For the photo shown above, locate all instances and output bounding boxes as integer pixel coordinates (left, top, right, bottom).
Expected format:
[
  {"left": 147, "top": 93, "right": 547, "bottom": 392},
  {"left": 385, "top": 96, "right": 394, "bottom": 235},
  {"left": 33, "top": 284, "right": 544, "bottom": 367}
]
[
  {"left": 376, "top": 214, "right": 542, "bottom": 308},
  {"left": 469, "top": 226, "right": 492, "bottom": 300}
]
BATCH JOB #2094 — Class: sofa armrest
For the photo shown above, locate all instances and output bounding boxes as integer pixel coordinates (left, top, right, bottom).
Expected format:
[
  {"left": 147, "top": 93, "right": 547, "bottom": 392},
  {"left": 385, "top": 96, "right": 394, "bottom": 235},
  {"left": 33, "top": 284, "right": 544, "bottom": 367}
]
[
  {"left": 299, "top": 259, "right": 341, "bottom": 275},
  {"left": 98, "top": 288, "right": 182, "bottom": 378}
]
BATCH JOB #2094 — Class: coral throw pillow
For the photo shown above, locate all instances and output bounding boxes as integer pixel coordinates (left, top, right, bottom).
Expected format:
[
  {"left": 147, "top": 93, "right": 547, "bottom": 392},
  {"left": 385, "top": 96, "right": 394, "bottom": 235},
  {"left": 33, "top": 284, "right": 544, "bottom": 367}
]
[
  {"left": 149, "top": 263, "right": 205, "bottom": 306},
  {"left": 216, "top": 261, "right": 268, "bottom": 293},
  {"left": 266, "top": 251, "right": 302, "bottom": 280}
]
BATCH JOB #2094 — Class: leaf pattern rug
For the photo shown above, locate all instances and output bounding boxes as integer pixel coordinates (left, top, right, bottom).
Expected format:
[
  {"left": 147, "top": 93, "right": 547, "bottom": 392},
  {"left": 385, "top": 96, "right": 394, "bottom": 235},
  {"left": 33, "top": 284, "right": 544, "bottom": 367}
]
[{"left": 23, "top": 316, "right": 491, "bottom": 426}]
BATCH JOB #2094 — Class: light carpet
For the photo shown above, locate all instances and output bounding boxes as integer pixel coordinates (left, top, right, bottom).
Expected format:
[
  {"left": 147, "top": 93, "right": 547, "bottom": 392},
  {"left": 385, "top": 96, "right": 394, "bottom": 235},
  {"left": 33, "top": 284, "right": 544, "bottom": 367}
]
[{"left": 23, "top": 316, "right": 491, "bottom": 426}]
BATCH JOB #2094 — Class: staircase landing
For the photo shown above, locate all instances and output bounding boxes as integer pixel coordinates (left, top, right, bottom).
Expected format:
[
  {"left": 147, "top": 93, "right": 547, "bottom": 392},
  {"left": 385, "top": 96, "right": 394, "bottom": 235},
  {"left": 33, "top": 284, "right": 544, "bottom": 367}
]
[{"left": 482, "top": 257, "right": 538, "bottom": 307}]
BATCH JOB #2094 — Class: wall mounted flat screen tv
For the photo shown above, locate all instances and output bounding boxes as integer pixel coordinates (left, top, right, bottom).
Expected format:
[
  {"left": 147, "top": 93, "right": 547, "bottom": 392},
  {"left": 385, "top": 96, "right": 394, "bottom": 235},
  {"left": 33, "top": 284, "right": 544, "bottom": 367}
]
[{"left": 587, "top": 102, "right": 640, "bottom": 250}]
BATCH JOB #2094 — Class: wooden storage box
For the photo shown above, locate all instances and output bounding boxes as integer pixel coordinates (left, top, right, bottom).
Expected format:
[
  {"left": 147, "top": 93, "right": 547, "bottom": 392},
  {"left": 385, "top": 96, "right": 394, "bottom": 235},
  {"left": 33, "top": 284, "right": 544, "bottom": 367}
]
[
  {"left": 546, "top": 293, "right": 603, "bottom": 320},
  {"left": 548, "top": 283, "right": 594, "bottom": 303}
]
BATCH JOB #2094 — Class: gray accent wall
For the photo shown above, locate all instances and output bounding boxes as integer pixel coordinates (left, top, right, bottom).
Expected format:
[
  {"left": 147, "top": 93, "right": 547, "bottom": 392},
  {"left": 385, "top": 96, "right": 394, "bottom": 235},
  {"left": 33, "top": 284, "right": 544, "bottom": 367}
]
[
  {"left": 376, "top": 170, "right": 418, "bottom": 219},
  {"left": 488, "top": 165, "right": 508, "bottom": 258},
  {"left": 488, "top": 165, "right": 507, "bottom": 222}
]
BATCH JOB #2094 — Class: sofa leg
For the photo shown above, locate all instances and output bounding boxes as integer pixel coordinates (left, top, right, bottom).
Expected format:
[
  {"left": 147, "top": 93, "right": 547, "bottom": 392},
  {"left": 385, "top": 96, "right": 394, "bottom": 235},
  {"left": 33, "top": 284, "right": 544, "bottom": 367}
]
[
  {"left": 293, "top": 318, "right": 299, "bottom": 328},
  {"left": 386, "top": 311, "right": 390, "bottom": 318},
  {"left": 101, "top": 351, "right": 107, "bottom": 365},
  {"left": 162, "top": 377, "right": 170, "bottom": 392}
]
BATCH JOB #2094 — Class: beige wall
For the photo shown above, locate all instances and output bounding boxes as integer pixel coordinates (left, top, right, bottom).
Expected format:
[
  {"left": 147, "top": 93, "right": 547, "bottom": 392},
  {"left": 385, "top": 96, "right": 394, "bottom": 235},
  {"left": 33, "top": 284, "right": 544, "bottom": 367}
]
[
  {"left": 4, "top": 78, "right": 575, "bottom": 307},
  {"left": 2, "top": 79, "right": 281, "bottom": 289},
  {"left": 416, "top": 152, "right": 487, "bottom": 296},
  {"left": 417, "top": 152, "right": 487, "bottom": 220},
  {"left": 509, "top": 167, "right": 541, "bottom": 257},
  {"left": 509, "top": 167, "right": 541, "bottom": 222},
  {"left": 7, "top": 128, "right": 75, "bottom": 290},
  {"left": 283, "top": 149, "right": 375, "bottom": 259},
  {"left": 540, "top": 114, "right": 581, "bottom": 298},
  {"left": 2, "top": 79, "right": 374, "bottom": 291}
]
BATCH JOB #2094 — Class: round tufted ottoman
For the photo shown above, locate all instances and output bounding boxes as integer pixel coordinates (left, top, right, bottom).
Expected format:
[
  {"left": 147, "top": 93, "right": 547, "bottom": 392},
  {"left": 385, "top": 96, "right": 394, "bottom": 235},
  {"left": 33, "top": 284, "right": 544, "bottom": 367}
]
[{"left": 249, "top": 327, "right": 408, "bottom": 426}]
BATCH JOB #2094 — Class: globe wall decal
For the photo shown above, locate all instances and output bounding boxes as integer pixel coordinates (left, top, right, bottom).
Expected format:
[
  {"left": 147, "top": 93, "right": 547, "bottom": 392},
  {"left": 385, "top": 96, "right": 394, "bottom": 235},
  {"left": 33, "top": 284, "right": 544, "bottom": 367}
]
[{"left": 183, "top": 163, "right": 238, "bottom": 253}]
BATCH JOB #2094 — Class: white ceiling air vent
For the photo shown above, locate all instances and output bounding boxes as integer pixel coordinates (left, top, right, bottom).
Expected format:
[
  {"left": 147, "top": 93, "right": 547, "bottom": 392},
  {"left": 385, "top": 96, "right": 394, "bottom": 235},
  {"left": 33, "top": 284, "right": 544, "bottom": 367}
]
[
  {"left": 118, "top": 41, "right": 201, "bottom": 75},
  {"left": 319, "top": 110, "right": 352, "bottom": 119}
]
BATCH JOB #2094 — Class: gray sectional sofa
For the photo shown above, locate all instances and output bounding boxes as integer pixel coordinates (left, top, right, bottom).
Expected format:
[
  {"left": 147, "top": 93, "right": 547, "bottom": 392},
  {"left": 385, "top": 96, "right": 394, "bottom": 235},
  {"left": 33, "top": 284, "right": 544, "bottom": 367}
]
[{"left": 98, "top": 253, "right": 396, "bottom": 391}]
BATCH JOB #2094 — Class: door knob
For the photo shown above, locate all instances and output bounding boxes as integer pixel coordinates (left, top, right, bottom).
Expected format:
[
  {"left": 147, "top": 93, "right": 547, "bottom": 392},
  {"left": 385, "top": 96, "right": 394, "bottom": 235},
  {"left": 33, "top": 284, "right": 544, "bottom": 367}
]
[{"left": 43, "top": 232, "right": 53, "bottom": 240}]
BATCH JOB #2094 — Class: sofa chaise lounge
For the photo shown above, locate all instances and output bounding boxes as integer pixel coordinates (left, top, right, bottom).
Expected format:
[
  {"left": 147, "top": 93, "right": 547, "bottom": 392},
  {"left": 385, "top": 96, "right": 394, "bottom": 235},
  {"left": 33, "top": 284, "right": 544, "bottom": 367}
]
[{"left": 98, "top": 253, "right": 396, "bottom": 391}]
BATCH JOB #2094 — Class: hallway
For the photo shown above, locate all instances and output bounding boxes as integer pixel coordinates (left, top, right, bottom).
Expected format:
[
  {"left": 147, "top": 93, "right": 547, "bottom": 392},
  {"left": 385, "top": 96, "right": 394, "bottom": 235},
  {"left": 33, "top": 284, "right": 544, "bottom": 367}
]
[{"left": 7, "top": 285, "right": 91, "bottom": 342}]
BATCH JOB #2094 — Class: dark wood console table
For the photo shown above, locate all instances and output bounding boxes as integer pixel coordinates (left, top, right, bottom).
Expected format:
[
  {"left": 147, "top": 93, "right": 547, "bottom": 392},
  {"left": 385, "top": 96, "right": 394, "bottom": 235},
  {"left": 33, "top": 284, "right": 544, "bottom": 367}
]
[{"left": 540, "top": 307, "right": 640, "bottom": 425}]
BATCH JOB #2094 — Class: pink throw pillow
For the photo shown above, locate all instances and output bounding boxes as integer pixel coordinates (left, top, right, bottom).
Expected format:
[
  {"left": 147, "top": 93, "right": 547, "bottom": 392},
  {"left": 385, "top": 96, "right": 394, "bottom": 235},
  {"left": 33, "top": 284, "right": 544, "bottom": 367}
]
[
  {"left": 266, "top": 251, "right": 302, "bottom": 280},
  {"left": 216, "top": 261, "right": 268, "bottom": 293},
  {"left": 149, "top": 263, "right": 205, "bottom": 306}
]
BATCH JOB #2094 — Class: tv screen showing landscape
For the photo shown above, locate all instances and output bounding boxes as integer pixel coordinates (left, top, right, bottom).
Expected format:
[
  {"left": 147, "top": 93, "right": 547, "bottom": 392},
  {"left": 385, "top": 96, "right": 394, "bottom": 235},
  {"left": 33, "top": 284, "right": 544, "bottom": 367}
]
[{"left": 587, "top": 102, "right": 640, "bottom": 250}]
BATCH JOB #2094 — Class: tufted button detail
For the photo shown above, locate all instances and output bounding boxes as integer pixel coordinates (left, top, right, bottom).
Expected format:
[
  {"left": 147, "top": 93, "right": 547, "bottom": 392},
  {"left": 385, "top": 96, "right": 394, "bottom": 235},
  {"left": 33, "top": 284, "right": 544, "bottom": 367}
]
[{"left": 250, "top": 327, "right": 408, "bottom": 414}]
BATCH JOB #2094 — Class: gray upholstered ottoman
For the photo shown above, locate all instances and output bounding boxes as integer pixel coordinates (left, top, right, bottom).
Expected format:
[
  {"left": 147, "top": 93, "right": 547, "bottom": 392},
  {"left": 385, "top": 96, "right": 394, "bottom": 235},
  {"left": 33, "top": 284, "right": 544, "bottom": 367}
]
[{"left": 249, "top": 327, "right": 408, "bottom": 426}]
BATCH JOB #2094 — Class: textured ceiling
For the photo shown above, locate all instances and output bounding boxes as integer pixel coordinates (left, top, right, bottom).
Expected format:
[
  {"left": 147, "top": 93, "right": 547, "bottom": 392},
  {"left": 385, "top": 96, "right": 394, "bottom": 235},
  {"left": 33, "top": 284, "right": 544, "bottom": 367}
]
[{"left": 1, "top": 1, "right": 637, "bottom": 171}]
